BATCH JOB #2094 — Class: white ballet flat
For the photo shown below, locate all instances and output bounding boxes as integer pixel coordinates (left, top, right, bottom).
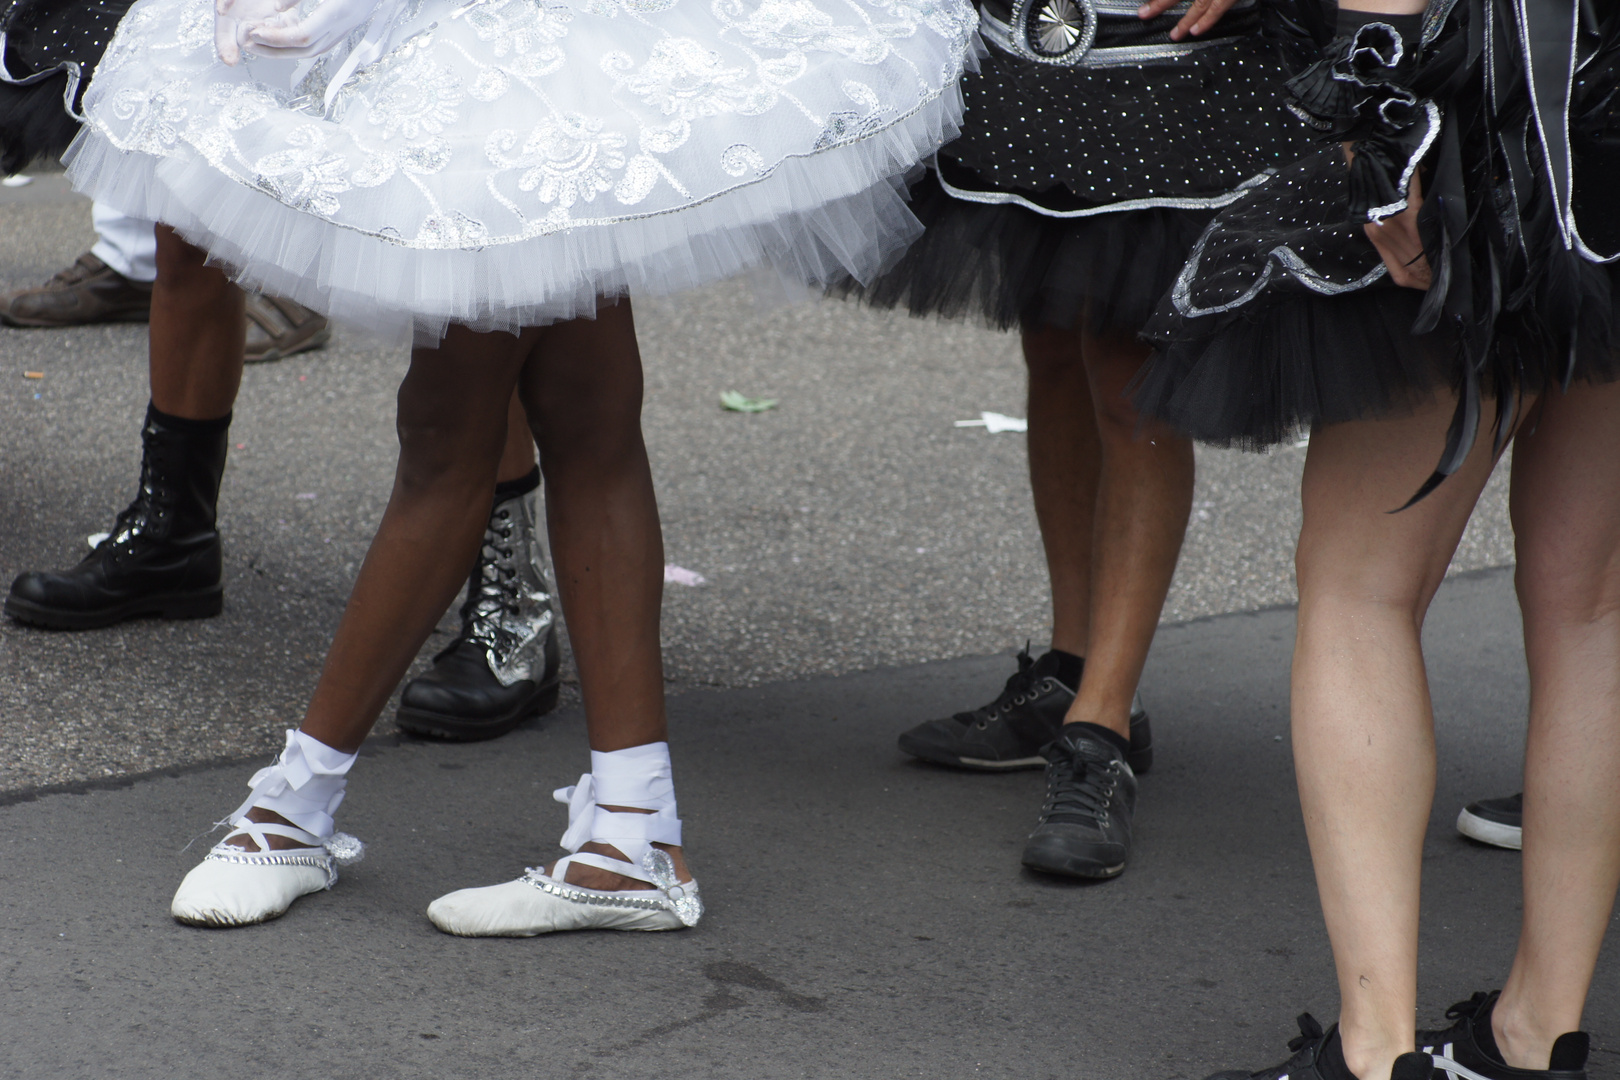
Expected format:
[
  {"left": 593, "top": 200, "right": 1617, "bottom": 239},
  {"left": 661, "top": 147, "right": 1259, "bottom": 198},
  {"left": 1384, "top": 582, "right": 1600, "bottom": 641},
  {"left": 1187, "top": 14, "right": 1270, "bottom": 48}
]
[
  {"left": 427, "top": 851, "right": 702, "bottom": 937},
  {"left": 171, "top": 828, "right": 364, "bottom": 928}
]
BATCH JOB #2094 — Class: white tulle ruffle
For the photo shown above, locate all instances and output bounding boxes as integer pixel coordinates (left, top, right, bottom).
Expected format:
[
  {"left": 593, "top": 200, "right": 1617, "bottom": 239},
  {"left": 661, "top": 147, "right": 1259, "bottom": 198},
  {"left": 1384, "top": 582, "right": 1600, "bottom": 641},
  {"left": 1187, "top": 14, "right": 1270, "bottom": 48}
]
[{"left": 66, "top": 0, "right": 978, "bottom": 342}]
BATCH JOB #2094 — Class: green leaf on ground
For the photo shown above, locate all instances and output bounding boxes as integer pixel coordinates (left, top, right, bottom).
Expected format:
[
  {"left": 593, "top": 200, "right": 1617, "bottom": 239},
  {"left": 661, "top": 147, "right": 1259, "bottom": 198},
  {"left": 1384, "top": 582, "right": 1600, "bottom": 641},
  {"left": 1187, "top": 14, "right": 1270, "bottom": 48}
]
[{"left": 720, "top": 390, "right": 778, "bottom": 413}]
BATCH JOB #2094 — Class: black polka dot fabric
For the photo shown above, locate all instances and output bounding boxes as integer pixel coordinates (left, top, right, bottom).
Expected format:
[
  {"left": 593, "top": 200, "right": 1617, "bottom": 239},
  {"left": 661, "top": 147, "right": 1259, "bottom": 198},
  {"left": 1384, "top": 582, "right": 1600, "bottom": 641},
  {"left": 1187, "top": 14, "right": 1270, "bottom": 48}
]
[
  {"left": 2, "top": 0, "right": 136, "bottom": 86},
  {"left": 945, "top": 34, "right": 1316, "bottom": 207}
]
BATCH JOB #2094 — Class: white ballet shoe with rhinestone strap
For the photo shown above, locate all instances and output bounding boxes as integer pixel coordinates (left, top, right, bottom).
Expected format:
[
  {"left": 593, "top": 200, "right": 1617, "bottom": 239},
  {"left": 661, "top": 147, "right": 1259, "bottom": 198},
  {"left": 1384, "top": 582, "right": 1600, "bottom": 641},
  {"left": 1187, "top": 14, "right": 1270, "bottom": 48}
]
[
  {"left": 427, "top": 758, "right": 701, "bottom": 937},
  {"left": 427, "top": 849, "right": 700, "bottom": 936},
  {"left": 171, "top": 826, "right": 364, "bottom": 927},
  {"left": 172, "top": 730, "right": 363, "bottom": 928}
]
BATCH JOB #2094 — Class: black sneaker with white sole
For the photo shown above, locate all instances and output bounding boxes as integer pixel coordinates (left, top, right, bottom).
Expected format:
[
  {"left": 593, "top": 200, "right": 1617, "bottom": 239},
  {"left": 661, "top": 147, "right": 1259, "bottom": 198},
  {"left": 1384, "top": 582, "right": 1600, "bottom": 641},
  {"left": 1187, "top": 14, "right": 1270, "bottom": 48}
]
[
  {"left": 897, "top": 647, "right": 1153, "bottom": 773},
  {"left": 1420, "top": 992, "right": 1588, "bottom": 1080},
  {"left": 1456, "top": 794, "right": 1523, "bottom": 851},
  {"left": 1204, "top": 1014, "right": 1435, "bottom": 1080},
  {"left": 1021, "top": 724, "right": 1137, "bottom": 879}
]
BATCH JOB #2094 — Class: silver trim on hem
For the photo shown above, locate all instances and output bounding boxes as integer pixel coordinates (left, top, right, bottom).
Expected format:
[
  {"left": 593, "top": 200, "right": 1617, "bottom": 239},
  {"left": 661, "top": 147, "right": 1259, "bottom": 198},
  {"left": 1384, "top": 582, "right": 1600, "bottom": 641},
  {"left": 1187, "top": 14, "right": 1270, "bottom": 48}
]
[{"left": 935, "top": 160, "right": 1278, "bottom": 220}]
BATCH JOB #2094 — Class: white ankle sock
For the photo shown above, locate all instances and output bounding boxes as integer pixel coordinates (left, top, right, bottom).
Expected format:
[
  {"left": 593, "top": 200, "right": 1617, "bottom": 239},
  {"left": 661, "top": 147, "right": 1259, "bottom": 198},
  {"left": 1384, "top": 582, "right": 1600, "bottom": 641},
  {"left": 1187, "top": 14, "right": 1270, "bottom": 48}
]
[
  {"left": 553, "top": 741, "right": 683, "bottom": 884},
  {"left": 228, "top": 729, "right": 359, "bottom": 841}
]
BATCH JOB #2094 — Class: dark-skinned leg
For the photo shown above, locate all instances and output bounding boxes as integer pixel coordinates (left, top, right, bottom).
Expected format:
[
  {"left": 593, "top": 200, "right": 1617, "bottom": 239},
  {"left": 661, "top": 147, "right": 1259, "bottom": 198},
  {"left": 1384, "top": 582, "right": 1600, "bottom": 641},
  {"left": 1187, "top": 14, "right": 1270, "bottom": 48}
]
[
  {"left": 2, "top": 227, "right": 246, "bottom": 630},
  {"left": 1023, "top": 325, "right": 1102, "bottom": 658},
  {"left": 1064, "top": 329, "right": 1194, "bottom": 739},
  {"left": 518, "top": 301, "right": 688, "bottom": 889},
  {"left": 497, "top": 387, "right": 538, "bottom": 483},
  {"left": 297, "top": 325, "right": 535, "bottom": 752},
  {"left": 150, "top": 225, "right": 244, "bottom": 420}
]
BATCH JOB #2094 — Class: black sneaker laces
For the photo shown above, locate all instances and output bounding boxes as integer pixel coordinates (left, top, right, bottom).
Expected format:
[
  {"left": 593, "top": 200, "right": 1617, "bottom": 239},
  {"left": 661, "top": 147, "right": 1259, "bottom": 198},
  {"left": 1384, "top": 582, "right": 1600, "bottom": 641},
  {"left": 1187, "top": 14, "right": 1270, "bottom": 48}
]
[
  {"left": 1039, "top": 736, "right": 1122, "bottom": 826},
  {"left": 956, "top": 644, "right": 1046, "bottom": 725}
]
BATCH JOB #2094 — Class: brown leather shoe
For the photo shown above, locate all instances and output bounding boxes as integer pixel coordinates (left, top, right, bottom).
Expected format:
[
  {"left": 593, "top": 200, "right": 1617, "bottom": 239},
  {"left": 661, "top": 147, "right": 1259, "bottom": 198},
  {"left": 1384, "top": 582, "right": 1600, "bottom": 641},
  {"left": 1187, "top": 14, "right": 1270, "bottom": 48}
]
[
  {"left": 0, "top": 252, "right": 153, "bottom": 327},
  {"left": 243, "top": 294, "right": 332, "bottom": 363}
]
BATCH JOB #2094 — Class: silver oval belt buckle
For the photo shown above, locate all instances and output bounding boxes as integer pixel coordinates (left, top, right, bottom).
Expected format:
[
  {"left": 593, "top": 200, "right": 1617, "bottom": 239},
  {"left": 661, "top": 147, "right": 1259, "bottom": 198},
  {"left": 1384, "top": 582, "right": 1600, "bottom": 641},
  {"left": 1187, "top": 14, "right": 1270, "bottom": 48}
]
[{"left": 1007, "top": 0, "right": 1098, "bottom": 65}]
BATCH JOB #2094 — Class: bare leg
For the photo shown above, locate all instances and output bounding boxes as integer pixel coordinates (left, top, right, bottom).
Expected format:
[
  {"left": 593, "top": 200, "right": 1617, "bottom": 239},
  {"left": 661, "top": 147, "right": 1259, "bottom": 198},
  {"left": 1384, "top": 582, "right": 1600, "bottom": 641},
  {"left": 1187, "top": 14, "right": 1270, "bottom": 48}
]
[
  {"left": 517, "top": 302, "right": 687, "bottom": 889},
  {"left": 1494, "top": 380, "right": 1620, "bottom": 1068},
  {"left": 497, "top": 387, "right": 538, "bottom": 484},
  {"left": 1064, "top": 330, "right": 1194, "bottom": 738},
  {"left": 1023, "top": 326, "right": 1102, "bottom": 658},
  {"left": 1292, "top": 399, "right": 1502, "bottom": 1080},
  {"left": 298, "top": 325, "right": 533, "bottom": 752},
  {"left": 149, "top": 226, "right": 244, "bottom": 420}
]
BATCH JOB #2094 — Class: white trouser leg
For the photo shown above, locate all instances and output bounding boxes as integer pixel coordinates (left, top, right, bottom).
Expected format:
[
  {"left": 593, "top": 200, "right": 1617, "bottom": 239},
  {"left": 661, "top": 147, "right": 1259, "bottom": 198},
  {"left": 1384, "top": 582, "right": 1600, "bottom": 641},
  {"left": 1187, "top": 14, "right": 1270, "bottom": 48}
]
[{"left": 89, "top": 203, "right": 158, "bottom": 283}]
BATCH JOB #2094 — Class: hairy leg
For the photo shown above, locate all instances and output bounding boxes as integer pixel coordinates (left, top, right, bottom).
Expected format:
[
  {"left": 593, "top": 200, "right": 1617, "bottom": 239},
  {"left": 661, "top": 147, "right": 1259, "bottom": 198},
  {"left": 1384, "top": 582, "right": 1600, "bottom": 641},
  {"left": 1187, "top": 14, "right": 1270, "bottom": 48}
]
[
  {"left": 1293, "top": 399, "right": 1500, "bottom": 1080},
  {"left": 149, "top": 226, "right": 244, "bottom": 420},
  {"left": 519, "top": 301, "right": 687, "bottom": 889},
  {"left": 1063, "top": 330, "right": 1194, "bottom": 737},
  {"left": 1023, "top": 326, "right": 1102, "bottom": 658},
  {"left": 1494, "top": 381, "right": 1620, "bottom": 1068}
]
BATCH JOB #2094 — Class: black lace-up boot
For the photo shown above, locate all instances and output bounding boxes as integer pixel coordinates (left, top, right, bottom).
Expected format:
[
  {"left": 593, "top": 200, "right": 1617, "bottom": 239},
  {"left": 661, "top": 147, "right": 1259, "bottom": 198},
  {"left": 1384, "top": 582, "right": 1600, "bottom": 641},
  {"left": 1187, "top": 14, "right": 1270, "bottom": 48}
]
[
  {"left": 1021, "top": 723, "right": 1138, "bottom": 878},
  {"left": 1205, "top": 1014, "right": 1436, "bottom": 1080},
  {"left": 5, "top": 403, "right": 228, "bottom": 629},
  {"left": 396, "top": 468, "right": 561, "bottom": 741},
  {"left": 897, "top": 646, "right": 1153, "bottom": 772},
  {"left": 1420, "top": 992, "right": 1589, "bottom": 1080}
]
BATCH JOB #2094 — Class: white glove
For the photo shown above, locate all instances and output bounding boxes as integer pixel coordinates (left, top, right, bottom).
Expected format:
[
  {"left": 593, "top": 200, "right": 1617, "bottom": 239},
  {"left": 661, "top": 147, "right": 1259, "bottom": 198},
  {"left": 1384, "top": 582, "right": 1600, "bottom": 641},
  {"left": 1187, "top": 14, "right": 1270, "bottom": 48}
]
[
  {"left": 215, "top": 0, "right": 293, "bottom": 65},
  {"left": 244, "top": 0, "right": 395, "bottom": 60}
]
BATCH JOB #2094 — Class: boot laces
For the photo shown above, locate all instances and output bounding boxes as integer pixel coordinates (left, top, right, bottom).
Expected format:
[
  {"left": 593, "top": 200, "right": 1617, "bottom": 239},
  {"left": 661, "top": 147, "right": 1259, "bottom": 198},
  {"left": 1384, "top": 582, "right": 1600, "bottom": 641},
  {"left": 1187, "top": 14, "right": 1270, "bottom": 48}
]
[
  {"left": 459, "top": 505, "right": 520, "bottom": 638},
  {"left": 104, "top": 421, "right": 174, "bottom": 554}
]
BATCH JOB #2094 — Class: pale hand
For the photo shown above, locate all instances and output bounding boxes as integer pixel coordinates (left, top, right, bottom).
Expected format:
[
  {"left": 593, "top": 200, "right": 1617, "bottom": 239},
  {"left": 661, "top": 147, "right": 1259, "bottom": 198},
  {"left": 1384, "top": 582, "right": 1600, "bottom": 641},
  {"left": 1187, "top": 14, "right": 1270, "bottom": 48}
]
[
  {"left": 1364, "top": 172, "right": 1432, "bottom": 290},
  {"left": 1136, "top": 0, "right": 1241, "bottom": 40},
  {"left": 215, "top": 0, "right": 292, "bottom": 65},
  {"left": 245, "top": 0, "right": 392, "bottom": 59}
]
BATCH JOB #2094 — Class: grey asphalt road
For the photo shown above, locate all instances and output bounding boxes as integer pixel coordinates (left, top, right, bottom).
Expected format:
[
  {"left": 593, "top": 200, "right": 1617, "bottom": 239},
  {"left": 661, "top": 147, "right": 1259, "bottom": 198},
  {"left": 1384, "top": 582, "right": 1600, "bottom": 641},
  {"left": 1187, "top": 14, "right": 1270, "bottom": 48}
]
[
  {"left": 4, "top": 568, "right": 1612, "bottom": 1080},
  {"left": 0, "top": 174, "right": 1514, "bottom": 793}
]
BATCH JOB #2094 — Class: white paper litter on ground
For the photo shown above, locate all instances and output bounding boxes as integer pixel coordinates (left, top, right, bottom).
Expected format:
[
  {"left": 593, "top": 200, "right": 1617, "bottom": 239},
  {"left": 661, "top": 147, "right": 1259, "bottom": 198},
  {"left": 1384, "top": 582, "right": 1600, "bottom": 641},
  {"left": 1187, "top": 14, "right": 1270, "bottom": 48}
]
[
  {"left": 954, "top": 411, "right": 1028, "bottom": 433},
  {"left": 664, "top": 565, "right": 706, "bottom": 586}
]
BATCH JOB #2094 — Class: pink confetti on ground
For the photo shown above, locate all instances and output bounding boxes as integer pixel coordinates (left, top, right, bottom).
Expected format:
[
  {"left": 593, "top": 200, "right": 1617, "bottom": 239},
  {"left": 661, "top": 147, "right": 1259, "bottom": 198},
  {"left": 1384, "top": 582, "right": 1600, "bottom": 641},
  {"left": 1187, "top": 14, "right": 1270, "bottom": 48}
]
[{"left": 663, "top": 565, "right": 706, "bottom": 587}]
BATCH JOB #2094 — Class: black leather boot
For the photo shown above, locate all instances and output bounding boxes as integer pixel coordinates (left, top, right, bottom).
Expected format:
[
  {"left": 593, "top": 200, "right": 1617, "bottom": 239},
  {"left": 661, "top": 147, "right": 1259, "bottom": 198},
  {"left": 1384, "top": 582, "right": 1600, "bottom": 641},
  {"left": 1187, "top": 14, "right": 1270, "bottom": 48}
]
[
  {"left": 5, "top": 404, "right": 229, "bottom": 629},
  {"left": 397, "top": 468, "right": 561, "bottom": 741}
]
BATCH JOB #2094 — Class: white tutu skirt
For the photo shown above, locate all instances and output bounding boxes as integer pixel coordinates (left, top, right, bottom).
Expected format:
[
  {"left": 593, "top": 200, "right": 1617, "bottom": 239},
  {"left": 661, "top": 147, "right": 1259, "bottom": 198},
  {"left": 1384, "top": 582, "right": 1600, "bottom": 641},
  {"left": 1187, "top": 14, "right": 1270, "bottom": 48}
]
[{"left": 67, "top": 0, "right": 976, "bottom": 340}]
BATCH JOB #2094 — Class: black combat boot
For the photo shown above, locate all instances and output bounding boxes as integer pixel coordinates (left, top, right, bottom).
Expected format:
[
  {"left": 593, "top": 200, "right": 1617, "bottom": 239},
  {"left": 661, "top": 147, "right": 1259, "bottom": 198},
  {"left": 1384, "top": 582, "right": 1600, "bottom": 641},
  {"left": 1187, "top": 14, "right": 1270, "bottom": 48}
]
[
  {"left": 396, "top": 468, "right": 562, "bottom": 741},
  {"left": 6, "top": 403, "right": 229, "bottom": 629}
]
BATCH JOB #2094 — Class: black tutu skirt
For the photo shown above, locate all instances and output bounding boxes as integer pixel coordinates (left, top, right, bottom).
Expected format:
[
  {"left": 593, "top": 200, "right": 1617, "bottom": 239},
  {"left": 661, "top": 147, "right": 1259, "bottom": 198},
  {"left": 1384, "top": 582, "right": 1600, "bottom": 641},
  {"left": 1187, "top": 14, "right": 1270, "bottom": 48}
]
[
  {"left": 1138, "top": 1, "right": 1620, "bottom": 456},
  {"left": 843, "top": 160, "right": 1214, "bottom": 335},
  {"left": 837, "top": 0, "right": 1316, "bottom": 336},
  {"left": 0, "top": 0, "right": 133, "bottom": 174},
  {"left": 1136, "top": 151, "right": 1619, "bottom": 449}
]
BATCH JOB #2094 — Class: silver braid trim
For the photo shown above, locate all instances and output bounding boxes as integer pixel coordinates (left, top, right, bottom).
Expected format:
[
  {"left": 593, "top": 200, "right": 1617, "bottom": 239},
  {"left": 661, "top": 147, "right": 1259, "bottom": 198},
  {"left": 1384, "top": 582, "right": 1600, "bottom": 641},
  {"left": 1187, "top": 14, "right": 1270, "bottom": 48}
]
[
  {"left": 521, "top": 868, "right": 676, "bottom": 912},
  {"left": 204, "top": 847, "right": 338, "bottom": 888}
]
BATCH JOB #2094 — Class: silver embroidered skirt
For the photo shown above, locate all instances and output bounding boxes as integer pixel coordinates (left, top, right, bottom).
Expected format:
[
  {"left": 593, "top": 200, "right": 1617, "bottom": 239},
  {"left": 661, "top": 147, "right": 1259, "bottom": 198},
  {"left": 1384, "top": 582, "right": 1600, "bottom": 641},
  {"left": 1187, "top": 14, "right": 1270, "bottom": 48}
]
[{"left": 66, "top": 0, "right": 979, "bottom": 341}]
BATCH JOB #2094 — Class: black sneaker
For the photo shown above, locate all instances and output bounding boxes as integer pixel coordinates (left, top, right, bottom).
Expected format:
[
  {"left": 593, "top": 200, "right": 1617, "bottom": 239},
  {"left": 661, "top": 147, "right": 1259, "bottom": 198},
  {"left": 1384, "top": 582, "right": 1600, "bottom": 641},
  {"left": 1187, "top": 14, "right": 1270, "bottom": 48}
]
[
  {"left": 1021, "top": 725, "right": 1137, "bottom": 879},
  {"left": 1456, "top": 794, "right": 1523, "bottom": 851},
  {"left": 898, "top": 647, "right": 1153, "bottom": 773},
  {"left": 1204, "top": 1015, "right": 1435, "bottom": 1080},
  {"left": 1420, "top": 992, "right": 1589, "bottom": 1080}
]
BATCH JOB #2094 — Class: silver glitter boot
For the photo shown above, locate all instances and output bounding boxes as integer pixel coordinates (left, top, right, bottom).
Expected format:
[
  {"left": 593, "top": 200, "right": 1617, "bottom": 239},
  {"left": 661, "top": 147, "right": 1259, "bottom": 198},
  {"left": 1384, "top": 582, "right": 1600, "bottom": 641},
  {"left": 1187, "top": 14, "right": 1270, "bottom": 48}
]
[{"left": 397, "top": 472, "right": 561, "bottom": 741}]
